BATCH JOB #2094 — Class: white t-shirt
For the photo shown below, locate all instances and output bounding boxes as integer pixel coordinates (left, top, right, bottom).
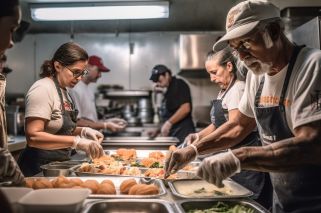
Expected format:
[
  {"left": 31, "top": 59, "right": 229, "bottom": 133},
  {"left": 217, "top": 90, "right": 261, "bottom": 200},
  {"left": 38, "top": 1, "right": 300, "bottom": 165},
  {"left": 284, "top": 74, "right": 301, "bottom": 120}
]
[
  {"left": 219, "top": 80, "right": 245, "bottom": 111},
  {"left": 68, "top": 80, "right": 98, "bottom": 122},
  {"left": 25, "top": 77, "right": 74, "bottom": 134},
  {"left": 239, "top": 47, "right": 321, "bottom": 134}
]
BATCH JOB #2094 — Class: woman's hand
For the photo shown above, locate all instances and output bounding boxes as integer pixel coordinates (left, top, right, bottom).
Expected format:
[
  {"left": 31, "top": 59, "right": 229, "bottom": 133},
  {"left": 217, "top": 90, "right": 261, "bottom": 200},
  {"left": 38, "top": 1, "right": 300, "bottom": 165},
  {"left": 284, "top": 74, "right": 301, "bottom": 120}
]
[{"left": 81, "top": 127, "right": 104, "bottom": 143}]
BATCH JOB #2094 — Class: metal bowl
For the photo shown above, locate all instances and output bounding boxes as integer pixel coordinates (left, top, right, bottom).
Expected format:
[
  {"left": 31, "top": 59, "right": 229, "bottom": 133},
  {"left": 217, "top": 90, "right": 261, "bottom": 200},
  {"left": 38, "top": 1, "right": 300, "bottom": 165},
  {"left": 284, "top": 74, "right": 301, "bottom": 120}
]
[{"left": 40, "top": 164, "right": 74, "bottom": 177}]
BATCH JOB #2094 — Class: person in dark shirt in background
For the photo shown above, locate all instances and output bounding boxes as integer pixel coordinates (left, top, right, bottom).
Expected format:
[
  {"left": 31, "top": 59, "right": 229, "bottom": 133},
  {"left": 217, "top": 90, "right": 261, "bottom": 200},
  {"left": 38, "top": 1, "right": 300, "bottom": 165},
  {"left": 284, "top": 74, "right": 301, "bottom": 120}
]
[{"left": 149, "top": 64, "right": 195, "bottom": 145}]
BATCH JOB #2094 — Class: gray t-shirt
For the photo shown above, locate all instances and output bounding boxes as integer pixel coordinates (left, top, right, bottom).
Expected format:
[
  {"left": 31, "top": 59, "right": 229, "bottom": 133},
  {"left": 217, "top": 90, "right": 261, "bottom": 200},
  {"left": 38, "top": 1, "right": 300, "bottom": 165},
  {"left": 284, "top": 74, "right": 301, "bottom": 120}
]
[
  {"left": 25, "top": 77, "right": 74, "bottom": 134},
  {"left": 239, "top": 47, "right": 321, "bottom": 137}
]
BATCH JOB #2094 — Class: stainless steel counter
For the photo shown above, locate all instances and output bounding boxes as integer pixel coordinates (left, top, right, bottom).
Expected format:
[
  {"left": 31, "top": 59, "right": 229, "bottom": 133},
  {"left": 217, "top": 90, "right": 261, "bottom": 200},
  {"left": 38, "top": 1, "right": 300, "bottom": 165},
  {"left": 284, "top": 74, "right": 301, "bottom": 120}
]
[{"left": 7, "top": 135, "right": 26, "bottom": 152}]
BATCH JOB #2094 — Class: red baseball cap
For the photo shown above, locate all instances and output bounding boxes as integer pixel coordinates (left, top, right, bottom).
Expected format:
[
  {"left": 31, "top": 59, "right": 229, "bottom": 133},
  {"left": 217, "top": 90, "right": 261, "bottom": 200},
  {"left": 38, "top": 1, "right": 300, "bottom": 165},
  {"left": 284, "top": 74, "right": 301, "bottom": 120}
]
[{"left": 88, "top": 55, "right": 110, "bottom": 72}]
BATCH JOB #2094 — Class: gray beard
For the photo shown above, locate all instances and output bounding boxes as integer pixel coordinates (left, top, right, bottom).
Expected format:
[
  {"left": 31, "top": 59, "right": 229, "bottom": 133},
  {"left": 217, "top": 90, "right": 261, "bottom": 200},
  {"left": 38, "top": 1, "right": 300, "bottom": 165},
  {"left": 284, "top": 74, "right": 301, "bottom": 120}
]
[{"left": 242, "top": 58, "right": 273, "bottom": 75}]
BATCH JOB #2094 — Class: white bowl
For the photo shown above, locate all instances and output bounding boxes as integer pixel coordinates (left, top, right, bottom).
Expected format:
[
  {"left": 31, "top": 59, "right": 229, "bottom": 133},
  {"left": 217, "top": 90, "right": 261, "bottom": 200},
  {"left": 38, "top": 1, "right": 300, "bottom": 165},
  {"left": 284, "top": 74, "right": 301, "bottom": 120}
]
[
  {"left": 1, "top": 187, "right": 33, "bottom": 204},
  {"left": 18, "top": 188, "right": 90, "bottom": 213}
]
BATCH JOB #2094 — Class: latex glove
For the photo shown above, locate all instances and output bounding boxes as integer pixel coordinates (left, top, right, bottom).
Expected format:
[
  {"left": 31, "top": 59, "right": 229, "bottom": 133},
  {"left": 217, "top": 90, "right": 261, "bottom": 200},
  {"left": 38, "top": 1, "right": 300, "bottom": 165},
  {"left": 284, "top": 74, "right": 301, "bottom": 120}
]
[
  {"left": 197, "top": 149, "right": 241, "bottom": 188},
  {"left": 73, "top": 136, "right": 104, "bottom": 159},
  {"left": 147, "top": 129, "right": 160, "bottom": 139},
  {"left": 0, "top": 148, "right": 25, "bottom": 185},
  {"left": 184, "top": 133, "right": 199, "bottom": 146},
  {"left": 81, "top": 127, "right": 104, "bottom": 143},
  {"left": 104, "top": 120, "right": 126, "bottom": 132},
  {"left": 106, "top": 118, "right": 128, "bottom": 127},
  {"left": 164, "top": 145, "right": 197, "bottom": 178},
  {"left": 161, "top": 120, "right": 172, "bottom": 136}
]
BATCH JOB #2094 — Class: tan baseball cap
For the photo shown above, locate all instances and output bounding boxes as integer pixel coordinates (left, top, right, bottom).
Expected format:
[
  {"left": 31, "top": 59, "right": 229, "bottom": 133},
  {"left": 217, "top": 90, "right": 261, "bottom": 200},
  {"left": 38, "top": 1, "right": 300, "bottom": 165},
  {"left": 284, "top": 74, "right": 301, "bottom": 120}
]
[{"left": 213, "top": 0, "right": 280, "bottom": 51}]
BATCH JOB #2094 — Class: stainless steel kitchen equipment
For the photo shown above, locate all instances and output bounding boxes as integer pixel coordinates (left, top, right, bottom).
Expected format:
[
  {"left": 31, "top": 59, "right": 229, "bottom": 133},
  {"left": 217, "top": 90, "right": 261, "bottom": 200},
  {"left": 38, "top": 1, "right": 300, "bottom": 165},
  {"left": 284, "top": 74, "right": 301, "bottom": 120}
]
[
  {"left": 176, "top": 199, "right": 269, "bottom": 213},
  {"left": 168, "top": 179, "right": 253, "bottom": 199},
  {"left": 83, "top": 199, "right": 176, "bottom": 213},
  {"left": 290, "top": 16, "right": 321, "bottom": 50},
  {"left": 97, "top": 90, "right": 155, "bottom": 126},
  {"left": 40, "top": 163, "right": 80, "bottom": 177},
  {"left": 102, "top": 136, "right": 179, "bottom": 149},
  {"left": 6, "top": 105, "right": 19, "bottom": 136}
]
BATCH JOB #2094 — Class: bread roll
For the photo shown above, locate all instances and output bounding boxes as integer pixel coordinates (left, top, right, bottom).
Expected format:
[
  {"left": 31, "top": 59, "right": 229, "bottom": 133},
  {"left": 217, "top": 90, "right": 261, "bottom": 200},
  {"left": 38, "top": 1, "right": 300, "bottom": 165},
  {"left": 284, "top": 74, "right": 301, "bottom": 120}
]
[
  {"left": 69, "top": 178, "right": 83, "bottom": 186},
  {"left": 51, "top": 176, "right": 69, "bottom": 188},
  {"left": 120, "top": 178, "right": 137, "bottom": 194},
  {"left": 128, "top": 184, "right": 159, "bottom": 195},
  {"left": 82, "top": 180, "right": 100, "bottom": 194},
  {"left": 97, "top": 183, "right": 116, "bottom": 194},
  {"left": 101, "top": 179, "right": 115, "bottom": 188}
]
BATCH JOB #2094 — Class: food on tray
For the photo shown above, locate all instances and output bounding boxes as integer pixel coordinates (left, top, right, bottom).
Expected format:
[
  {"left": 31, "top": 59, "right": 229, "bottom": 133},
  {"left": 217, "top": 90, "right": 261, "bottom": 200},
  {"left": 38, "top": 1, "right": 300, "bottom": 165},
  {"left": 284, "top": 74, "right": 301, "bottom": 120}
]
[
  {"left": 93, "top": 155, "right": 116, "bottom": 165},
  {"left": 25, "top": 176, "right": 118, "bottom": 195},
  {"left": 32, "top": 178, "right": 53, "bottom": 189},
  {"left": 169, "top": 145, "right": 177, "bottom": 151},
  {"left": 122, "top": 167, "right": 142, "bottom": 176},
  {"left": 128, "top": 184, "right": 159, "bottom": 195},
  {"left": 143, "top": 168, "right": 177, "bottom": 179},
  {"left": 78, "top": 163, "right": 125, "bottom": 175},
  {"left": 101, "top": 179, "right": 115, "bottom": 188},
  {"left": 82, "top": 180, "right": 100, "bottom": 194},
  {"left": 148, "top": 151, "right": 165, "bottom": 161},
  {"left": 186, "top": 201, "right": 255, "bottom": 213},
  {"left": 120, "top": 178, "right": 138, "bottom": 194},
  {"left": 113, "top": 148, "right": 137, "bottom": 161},
  {"left": 173, "top": 180, "right": 233, "bottom": 197},
  {"left": 97, "top": 183, "right": 116, "bottom": 195}
]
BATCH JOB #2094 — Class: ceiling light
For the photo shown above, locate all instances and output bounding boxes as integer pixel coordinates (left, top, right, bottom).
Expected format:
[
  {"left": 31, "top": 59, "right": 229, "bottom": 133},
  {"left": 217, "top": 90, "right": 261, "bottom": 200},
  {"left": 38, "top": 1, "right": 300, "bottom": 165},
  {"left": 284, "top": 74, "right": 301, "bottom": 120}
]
[{"left": 30, "top": 1, "right": 169, "bottom": 21}]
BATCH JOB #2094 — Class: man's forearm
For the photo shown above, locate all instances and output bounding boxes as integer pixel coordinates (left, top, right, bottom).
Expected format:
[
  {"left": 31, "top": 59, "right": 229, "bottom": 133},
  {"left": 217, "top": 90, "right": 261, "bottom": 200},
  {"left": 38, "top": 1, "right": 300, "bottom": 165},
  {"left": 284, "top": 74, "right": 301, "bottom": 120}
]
[{"left": 235, "top": 135, "right": 321, "bottom": 172}]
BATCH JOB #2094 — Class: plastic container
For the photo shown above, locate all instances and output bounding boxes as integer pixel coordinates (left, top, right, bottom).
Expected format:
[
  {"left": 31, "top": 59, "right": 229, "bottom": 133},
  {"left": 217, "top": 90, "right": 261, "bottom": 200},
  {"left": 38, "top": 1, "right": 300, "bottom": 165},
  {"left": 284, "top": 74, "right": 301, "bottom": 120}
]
[{"left": 18, "top": 188, "right": 90, "bottom": 213}]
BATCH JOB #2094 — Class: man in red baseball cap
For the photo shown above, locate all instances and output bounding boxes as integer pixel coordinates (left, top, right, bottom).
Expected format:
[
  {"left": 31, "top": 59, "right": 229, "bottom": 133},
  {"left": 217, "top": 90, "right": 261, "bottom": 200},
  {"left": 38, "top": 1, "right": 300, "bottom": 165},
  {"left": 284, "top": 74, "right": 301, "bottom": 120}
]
[{"left": 69, "top": 55, "right": 127, "bottom": 132}]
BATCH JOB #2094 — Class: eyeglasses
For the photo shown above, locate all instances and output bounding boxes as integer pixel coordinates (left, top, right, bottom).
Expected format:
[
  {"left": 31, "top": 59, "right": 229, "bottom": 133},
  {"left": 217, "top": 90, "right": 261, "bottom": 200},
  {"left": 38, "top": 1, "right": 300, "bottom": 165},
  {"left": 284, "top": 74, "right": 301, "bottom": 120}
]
[
  {"left": 64, "top": 66, "right": 88, "bottom": 78},
  {"left": 229, "top": 28, "right": 262, "bottom": 57}
]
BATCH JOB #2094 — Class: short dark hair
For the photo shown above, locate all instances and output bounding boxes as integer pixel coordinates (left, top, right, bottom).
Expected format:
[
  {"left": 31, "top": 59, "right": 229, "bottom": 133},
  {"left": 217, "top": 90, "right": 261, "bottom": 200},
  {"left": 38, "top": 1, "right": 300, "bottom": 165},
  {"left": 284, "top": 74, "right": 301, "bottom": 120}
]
[
  {"left": 0, "top": 0, "right": 19, "bottom": 18},
  {"left": 39, "top": 42, "right": 88, "bottom": 78}
]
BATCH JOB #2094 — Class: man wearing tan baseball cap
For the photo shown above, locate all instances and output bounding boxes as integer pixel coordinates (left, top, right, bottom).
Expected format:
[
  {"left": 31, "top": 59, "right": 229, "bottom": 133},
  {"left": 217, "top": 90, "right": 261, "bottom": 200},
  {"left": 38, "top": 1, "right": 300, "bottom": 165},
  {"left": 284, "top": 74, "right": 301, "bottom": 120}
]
[{"left": 165, "top": 1, "right": 321, "bottom": 212}]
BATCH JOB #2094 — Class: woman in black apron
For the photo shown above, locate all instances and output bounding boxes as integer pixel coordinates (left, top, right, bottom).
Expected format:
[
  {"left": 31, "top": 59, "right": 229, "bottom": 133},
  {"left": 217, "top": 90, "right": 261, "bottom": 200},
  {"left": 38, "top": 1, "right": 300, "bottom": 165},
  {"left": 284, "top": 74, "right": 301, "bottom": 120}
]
[
  {"left": 183, "top": 48, "right": 272, "bottom": 209},
  {"left": 18, "top": 42, "right": 104, "bottom": 177}
]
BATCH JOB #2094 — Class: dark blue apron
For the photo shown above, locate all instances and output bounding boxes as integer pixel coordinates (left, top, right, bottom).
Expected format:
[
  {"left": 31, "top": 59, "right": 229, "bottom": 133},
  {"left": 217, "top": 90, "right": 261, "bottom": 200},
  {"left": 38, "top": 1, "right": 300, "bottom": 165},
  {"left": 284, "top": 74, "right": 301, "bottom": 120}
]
[
  {"left": 254, "top": 45, "right": 321, "bottom": 213},
  {"left": 210, "top": 78, "right": 270, "bottom": 205},
  {"left": 159, "top": 95, "right": 195, "bottom": 145},
  {"left": 18, "top": 77, "right": 78, "bottom": 177}
]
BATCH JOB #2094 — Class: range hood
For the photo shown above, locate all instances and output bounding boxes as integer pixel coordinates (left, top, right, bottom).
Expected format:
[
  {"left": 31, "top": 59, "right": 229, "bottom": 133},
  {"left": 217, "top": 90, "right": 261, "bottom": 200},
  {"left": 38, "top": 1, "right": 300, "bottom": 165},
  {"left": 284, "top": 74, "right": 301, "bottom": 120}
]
[{"left": 178, "top": 34, "right": 221, "bottom": 78}]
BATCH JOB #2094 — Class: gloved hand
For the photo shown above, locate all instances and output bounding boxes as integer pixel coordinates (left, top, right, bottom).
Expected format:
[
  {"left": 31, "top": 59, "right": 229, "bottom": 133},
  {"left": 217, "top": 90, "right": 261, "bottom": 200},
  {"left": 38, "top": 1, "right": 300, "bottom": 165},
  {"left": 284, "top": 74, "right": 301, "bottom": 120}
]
[
  {"left": 104, "top": 119, "right": 127, "bottom": 132},
  {"left": 183, "top": 133, "right": 199, "bottom": 146},
  {"left": 0, "top": 148, "right": 25, "bottom": 185},
  {"left": 164, "top": 145, "right": 197, "bottom": 178},
  {"left": 73, "top": 136, "right": 104, "bottom": 159},
  {"left": 197, "top": 149, "right": 241, "bottom": 188},
  {"left": 81, "top": 127, "right": 104, "bottom": 143},
  {"left": 161, "top": 120, "right": 172, "bottom": 136},
  {"left": 106, "top": 118, "right": 128, "bottom": 127}
]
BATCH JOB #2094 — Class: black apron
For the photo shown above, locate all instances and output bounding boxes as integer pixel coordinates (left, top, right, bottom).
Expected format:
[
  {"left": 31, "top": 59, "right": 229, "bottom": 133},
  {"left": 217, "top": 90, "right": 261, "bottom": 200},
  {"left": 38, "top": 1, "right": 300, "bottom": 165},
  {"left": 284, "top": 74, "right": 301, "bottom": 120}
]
[
  {"left": 210, "top": 79, "right": 269, "bottom": 202},
  {"left": 160, "top": 95, "right": 195, "bottom": 146},
  {"left": 254, "top": 45, "right": 321, "bottom": 213},
  {"left": 18, "top": 78, "right": 78, "bottom": 177}
]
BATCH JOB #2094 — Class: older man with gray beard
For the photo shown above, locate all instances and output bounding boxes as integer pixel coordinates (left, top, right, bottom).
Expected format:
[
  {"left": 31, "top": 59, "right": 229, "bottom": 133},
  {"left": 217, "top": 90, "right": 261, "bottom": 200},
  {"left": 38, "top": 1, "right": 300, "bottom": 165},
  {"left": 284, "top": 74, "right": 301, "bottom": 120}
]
[{"left": 164, "top": 1, "right": 321, "bottom": 212}]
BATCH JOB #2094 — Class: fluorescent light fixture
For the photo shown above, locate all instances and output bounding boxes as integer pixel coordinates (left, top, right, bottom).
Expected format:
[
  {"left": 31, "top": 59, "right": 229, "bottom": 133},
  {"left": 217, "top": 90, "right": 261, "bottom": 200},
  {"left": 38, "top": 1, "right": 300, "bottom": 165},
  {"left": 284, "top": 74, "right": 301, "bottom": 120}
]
[{"left": 30, "top": 1, "right": 169, "bottom": 21}]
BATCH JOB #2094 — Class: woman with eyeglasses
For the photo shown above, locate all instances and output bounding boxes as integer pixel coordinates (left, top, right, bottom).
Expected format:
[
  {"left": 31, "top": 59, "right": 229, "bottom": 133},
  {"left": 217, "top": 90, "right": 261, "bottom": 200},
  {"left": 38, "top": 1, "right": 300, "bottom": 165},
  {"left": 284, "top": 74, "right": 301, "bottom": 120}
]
[
  {"left": 179, "top": 48, "right": 272, "bottom": 209},
  {"left": 18, "top": 42, "right": 104, "bottom": 177}
]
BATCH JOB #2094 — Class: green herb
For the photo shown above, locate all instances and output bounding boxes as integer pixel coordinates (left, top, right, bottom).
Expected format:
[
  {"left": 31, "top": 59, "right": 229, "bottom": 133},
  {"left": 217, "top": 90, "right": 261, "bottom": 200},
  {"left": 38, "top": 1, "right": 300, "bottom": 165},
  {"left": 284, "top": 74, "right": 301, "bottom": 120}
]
[
  {"left": 187, "top": 202, "right": 255, "bottom": 213},
  {"left": 194, "top": 187, "right": 206, "bottom": 193}
]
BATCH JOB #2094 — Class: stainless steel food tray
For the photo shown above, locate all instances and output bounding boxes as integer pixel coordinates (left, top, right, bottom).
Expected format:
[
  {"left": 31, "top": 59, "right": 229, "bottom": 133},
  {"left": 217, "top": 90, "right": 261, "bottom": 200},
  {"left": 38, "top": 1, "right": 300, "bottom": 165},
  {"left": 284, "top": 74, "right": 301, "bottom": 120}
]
[
  {"left": 168, "top": 179, "right": 253, "bottom": 199},
  {"left": 73, "top": 165, "right": 199, "bottom": 180},
  {"left": 44, "top": 176, "right": 166, "bottom": 199},
  {"left": 104, "top": 136, "right": 179, "bottom": 143},
  {"left": 83, "top": 199, "right": 176, "bottom": 213},
  {"left": 176, "top": 199, "right": 269, "bottom": 213}
]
